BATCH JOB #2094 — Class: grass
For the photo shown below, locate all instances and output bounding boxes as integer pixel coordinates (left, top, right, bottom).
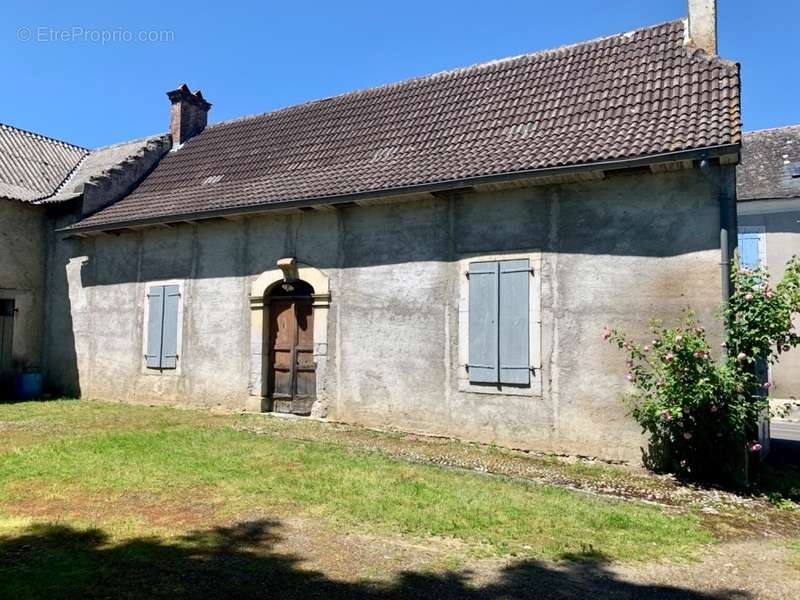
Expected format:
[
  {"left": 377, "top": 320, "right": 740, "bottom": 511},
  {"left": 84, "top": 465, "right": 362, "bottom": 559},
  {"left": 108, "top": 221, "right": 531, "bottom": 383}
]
[
  {"left": 788, "top": 540, "right": 800, "bottom": 572},
  {"left": 0, "top": 400, "right": 712, "bottom": 566}
]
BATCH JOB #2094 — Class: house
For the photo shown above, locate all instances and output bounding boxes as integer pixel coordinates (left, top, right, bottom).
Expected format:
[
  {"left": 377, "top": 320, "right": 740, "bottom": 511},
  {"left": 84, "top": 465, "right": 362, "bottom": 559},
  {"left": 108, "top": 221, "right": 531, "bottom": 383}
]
[
  {"left": 0, "top": 125, "right": 86, "bottom": 390},
  {"left": 0, "top": 125, "right": 170, "bottom": 393},
  {"left": 2, "top": 0, "right": 741, "bottom": 461},
  {"left": 737, "top": 126, "right": 800, "bottom": 402}
]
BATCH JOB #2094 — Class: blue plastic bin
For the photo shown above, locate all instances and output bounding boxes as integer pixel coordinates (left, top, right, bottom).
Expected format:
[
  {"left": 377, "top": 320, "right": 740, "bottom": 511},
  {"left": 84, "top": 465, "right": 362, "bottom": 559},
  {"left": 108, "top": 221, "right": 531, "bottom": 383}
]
[{"left": 15, "top": 372, "right": 43, "bottom": 400}]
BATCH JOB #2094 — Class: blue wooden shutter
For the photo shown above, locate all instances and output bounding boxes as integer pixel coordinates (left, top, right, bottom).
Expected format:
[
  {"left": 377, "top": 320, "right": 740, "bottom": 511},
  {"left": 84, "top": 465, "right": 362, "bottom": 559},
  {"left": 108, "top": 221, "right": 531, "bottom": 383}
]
[
  {"left": 146, "top": 285, "right": 165, "bottom": 369},
  {"left": 738, "top": 231, "right": 762, "bottom": 269},
  {"left": 468, "top": 261, "right": 499, "bottom": 383},
  {"left": 499, "top": 259, "right": 530, "bottom": 385},
  {"left": 160, "top": 285, "right": 180, "bottom": 369}
]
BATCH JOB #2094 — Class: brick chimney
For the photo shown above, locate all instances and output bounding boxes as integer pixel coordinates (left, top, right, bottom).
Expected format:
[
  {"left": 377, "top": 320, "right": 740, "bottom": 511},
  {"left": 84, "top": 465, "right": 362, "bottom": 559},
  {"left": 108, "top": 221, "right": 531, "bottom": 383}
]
[
  {"left": 687, "top": 0, "right": 717, "bottom": 55},
  {"left": 167, "top": 83, "right": 211, "bottom": 148}
]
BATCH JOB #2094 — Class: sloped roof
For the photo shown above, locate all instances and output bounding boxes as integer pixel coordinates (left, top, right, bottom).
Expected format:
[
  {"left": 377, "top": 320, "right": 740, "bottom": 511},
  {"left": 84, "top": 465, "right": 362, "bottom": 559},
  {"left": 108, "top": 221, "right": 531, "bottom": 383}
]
[
  {"left": 39, "top": 134, "right": 171, "bottom": 204},
  {"left": 737, "top": 126, "right": 800, "bottom": 201},
  {"left": 0, "top": 123, "right": 87, "bottom": 202},
  {"left": 72, "top": 19, "right": 741, "bottom": 230}
]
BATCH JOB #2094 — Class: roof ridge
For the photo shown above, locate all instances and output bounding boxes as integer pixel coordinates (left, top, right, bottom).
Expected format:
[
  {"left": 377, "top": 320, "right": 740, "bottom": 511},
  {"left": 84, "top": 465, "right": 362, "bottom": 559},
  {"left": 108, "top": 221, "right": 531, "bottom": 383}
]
[
  {"left": 88, "top": 132, "right": 170, "bottom": 152},
  {"left": 0, "top": 122, "right": 89, "bottom": 153},
  {"left": 206, "top": 18, "right": 685, "bottom": 131},
  {"left": 743, "top": 124, "right": 800, "bottom": 135},
  {"left": 34, "top": 152, "right": 91, "bottom": 202}
]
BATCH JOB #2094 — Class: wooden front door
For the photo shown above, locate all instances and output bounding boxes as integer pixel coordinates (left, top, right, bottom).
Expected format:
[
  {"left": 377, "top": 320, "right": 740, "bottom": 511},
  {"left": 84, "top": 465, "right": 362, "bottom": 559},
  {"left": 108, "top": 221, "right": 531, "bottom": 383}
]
[{"left": 267, "top": 288, "right": 315, "bottom": 415}]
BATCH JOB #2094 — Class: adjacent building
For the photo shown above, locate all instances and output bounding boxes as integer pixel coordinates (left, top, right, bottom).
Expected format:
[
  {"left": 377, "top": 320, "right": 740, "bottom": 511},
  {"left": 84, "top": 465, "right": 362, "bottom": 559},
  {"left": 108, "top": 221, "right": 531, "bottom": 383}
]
[{"left": 738, "top": 126, "right": 800, "bottom": 401}]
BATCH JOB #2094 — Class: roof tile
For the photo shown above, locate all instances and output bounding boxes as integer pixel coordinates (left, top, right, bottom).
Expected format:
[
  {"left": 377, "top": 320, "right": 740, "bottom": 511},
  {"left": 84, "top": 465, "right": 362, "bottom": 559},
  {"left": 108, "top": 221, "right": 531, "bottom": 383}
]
[{"left": 73, "top": 19, "right": 740, "bottom": 229}]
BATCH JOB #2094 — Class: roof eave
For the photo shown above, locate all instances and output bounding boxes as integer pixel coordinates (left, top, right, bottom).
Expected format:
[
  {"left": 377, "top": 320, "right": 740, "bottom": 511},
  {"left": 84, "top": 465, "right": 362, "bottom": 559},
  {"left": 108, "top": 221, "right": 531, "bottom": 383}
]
[{"left": 60, "top": 143, "right": 741, "bottom": 235}]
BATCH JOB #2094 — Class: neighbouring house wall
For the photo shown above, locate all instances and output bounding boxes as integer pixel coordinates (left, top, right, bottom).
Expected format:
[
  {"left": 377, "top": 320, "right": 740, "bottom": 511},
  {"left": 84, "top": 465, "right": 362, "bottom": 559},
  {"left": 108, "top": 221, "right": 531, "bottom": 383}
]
[
  {"left": 738, "top": 208, "right": 800, "bottom": 399},
  {"left": 45, "top": 167, "right": 727, "bottom": 461},
  {"left": 0, "top": 199, "right": 46, "bottom": 383}
]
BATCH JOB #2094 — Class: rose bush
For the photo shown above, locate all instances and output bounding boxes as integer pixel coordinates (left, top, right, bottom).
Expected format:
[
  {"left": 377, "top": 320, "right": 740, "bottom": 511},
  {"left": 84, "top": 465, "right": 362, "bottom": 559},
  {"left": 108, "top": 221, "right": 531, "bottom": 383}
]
[{"left": 606, "top": 257, "right": 800, "bottom": 481}]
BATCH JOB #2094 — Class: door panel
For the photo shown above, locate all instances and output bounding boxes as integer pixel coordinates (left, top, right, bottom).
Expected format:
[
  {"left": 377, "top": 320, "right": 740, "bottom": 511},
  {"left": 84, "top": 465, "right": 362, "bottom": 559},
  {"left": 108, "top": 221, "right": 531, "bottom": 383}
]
[
  {"left": 293, "top": 299, "right": 315, "bottom": 413},
  {"left": 268, "top": 300, "right": 295, "bottom": 399},
  {"left": 267, "top": 294, "right": 316, "bottom": 415}
]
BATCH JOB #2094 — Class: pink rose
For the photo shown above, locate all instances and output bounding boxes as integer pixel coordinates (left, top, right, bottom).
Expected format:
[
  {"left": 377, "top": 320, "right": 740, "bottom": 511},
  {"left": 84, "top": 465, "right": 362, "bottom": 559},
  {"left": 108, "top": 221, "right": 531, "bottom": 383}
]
[
  {"left": 763, "top": 382, "right": 772, "bottom": 391},
  {"left": 675, "top": 335, "right": 684, "bottom": 343},
  {"left": 693, "top": 351, "right": 701, "bottom": 358},
  {"left": 720, "top": 341, "right": 727, "bottom": 348},
  {"left": 626, "top": 372, "right": 635, "bottom": 382},
  {"left": 665, "top": 352, "right": 674, "bottom": 362},
  {"left": 744, "top": 292, "right": 753, "bottom": 301},
  {"left": 683, "top": 432, "right": 692, "bottom": 440},
  {"left": 643, "top": 345, "right": 650, "bottom": 352},
  {"left": 737, "top": 352, "right": 747, "bottom": 362},
  {"left": 765, "top": 290, "right": 774, "bottom": 299},
  {"left": 749, "top": 443, "right": 762, "bottom": 452}
]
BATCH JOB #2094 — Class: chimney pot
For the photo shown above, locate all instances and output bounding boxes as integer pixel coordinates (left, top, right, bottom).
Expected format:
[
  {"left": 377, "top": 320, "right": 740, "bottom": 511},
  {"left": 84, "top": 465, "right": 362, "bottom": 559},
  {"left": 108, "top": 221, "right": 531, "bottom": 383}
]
[
  {"left": 167, "top": 83, "right": 212, "bottom": 147},
  {"left": 687, "top": 0, "right": 717, "bottom": 55}
]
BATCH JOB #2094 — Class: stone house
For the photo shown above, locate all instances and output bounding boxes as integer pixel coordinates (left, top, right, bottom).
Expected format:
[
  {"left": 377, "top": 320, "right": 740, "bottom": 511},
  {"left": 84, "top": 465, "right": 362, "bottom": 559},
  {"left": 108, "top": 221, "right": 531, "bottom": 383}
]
[
  {"left": 737, "top": 126, "right": 800, "bottom": 402},
  {"left": 1, "top": 2, "right": 742, "bottom": 461}
]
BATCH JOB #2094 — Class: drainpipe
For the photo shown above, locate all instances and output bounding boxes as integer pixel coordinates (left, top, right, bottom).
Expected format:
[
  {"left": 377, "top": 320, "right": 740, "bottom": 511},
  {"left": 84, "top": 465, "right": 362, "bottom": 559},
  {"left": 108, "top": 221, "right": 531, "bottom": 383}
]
[{"left": 700, "top": 159, "right": 737, "bottom": 308}]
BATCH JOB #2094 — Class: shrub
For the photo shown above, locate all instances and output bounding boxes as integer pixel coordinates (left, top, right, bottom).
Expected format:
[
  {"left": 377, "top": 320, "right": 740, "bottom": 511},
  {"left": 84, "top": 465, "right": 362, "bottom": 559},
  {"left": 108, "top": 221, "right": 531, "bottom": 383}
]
[{"left": 605, "top": 257, "right": 800, "bottom": 481}]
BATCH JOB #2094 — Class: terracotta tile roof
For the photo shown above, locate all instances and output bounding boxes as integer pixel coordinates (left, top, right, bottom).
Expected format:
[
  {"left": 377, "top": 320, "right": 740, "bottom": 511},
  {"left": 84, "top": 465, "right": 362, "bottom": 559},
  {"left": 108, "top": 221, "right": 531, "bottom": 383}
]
[
  {"left": 737, "top": 126, "right": 800, "bottom": 201},
  {"left": 72, "top": 19, "right": 741, "bottom": 230},
  {"left": 0, "top": 124, "right": 87, "bottom": 202}
]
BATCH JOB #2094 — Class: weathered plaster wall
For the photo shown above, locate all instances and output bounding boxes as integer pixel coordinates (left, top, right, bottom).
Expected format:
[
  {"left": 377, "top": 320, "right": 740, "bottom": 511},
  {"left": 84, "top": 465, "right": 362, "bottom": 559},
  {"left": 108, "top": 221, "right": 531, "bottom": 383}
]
[
  {"left": 0, "top": 199, "right": 46, "bottom": 377},
  {"left": 738, "top": 209, "right": 800, "bottom": 398},
  {"left": 45, "top": 167, "right": 726, "bottom": 461}
]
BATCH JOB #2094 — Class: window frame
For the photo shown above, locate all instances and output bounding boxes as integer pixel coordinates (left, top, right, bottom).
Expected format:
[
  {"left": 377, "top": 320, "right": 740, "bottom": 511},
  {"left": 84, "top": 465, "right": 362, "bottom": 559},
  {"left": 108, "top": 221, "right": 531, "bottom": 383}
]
[
  {"left": 457, "top": 251, "right": 542, "bottom": 396},
  {"left": 737, "top": 225, "right": 767, "bottom": 269},
  {"left": 141, "top": 279, "right": 185, "bottom": 375}
]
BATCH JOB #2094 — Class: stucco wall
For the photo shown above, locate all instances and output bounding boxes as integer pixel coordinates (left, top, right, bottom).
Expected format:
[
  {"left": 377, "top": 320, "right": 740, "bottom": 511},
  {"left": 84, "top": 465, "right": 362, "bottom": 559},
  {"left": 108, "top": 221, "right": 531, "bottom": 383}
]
[
  {"left": 45, "top": 167, "right": 726, "bottom": 461},
  {"left": 738, "top": 209, "right": 800, "bottom": 398},
  {"left": 0, "top": 199, "right": 46, "bottom": 381}
]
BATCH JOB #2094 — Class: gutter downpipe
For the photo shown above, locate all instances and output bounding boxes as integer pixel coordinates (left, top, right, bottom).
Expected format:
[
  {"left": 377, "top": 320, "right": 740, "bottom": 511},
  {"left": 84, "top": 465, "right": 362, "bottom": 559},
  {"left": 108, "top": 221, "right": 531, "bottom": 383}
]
[{"left": 700, "top": 159, "right": 737, "bottom": 311}]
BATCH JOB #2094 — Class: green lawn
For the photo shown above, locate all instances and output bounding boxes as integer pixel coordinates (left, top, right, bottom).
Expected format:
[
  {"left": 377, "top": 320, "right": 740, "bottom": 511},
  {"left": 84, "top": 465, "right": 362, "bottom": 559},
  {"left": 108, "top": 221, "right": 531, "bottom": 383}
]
[{"left": 0, "top": 400, "right": 714, "bottom": 597}]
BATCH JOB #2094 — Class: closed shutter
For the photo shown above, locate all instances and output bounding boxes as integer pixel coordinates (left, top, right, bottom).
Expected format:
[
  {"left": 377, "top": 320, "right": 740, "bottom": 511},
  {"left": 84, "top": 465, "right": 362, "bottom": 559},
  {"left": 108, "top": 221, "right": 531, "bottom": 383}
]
[
  {"left": 738, "top": 231, "right": 762, "bottom": 269},
  {"left": 499, "top": 259, "right": 530, "bottom": 385},
  {"left": 468, "top": 261, "right": 499, "bottom": 383},
  {"left": 146, "top": 286, "right": 165, "bottom": 369},
  {"left": 160, "top": 285, "right": 180, "bottom": 369}
]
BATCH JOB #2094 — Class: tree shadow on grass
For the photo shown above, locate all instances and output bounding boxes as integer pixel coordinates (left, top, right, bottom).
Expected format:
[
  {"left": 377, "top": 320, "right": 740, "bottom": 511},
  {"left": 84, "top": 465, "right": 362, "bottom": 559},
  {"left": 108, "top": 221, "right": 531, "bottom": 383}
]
[{"left": 0, "top": 519, "right": 750, "bottom": 599}]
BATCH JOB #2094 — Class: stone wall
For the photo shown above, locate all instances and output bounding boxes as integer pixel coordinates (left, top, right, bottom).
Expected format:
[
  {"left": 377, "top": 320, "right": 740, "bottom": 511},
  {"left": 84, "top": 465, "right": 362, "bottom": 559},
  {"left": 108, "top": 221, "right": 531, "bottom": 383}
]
[
  {"left": 0, "top": 199, "right": 46, "bottom": 382},
  {"left": 45, "top": 166, "right": 728, "bottom": 461}
]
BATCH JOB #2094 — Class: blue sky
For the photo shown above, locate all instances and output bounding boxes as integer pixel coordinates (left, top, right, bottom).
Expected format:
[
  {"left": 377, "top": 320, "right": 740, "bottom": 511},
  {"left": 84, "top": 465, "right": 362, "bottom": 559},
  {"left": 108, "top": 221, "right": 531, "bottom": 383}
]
[{"left": 3, "top": 0, "right": 798, "bottom": 148}]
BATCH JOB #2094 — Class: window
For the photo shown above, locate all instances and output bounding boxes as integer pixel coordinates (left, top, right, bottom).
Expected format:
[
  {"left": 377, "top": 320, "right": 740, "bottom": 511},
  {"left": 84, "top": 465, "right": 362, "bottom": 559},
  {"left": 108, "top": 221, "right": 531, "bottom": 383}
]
[
  {"left": 467, "top": 258, "right": 530, "bottom": 385},
  {"left": 737, "top": 226, "right": 765, "bottom": 270},
  {"left": 145, "top": 284, "right": 181, "bottom": 369}
]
